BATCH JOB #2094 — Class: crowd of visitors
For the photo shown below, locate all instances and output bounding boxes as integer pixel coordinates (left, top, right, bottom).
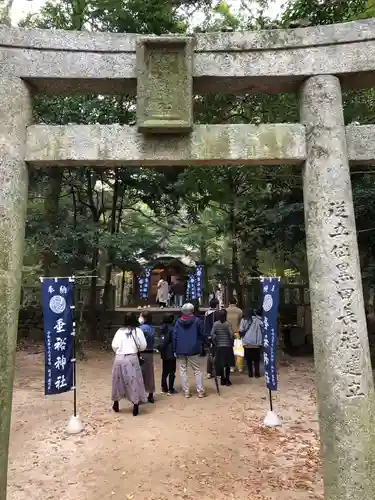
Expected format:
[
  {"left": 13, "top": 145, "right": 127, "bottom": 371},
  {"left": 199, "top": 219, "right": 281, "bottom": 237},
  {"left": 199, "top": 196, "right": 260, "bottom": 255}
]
[{"left": 111, "top": 298, "right": 264, "bottom": 415}]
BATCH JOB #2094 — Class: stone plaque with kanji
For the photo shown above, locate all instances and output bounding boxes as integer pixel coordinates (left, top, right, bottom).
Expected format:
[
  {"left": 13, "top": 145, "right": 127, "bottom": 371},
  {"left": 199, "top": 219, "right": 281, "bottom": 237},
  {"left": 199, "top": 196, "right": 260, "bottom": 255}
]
[{"left": 136, "top": 36, "right": 193, "bottom": 134}]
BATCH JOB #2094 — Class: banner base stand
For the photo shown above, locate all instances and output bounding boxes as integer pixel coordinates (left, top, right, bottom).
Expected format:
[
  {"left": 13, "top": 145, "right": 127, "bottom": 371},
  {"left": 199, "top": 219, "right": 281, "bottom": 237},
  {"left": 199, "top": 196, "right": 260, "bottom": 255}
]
[
  {"left": 263, "top": 410, "right": 281, "bottom": 428},
  {"left": 67, "top": 415, "right": 84, "bottom": 434}
]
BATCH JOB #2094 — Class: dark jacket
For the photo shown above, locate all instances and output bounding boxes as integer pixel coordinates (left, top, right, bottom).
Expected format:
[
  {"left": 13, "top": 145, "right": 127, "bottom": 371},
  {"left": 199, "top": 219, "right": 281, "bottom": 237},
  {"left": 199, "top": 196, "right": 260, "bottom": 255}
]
[
  {"left": 203, "top": 309, "right": 220, "bottom": 339},
  {"left": 171, "top": 281, "right": 185, "bottom": 295},
  {"left": 140, "top": 323, "right": 155, "bottom": 352},
  {"left": 173, "top": 314, "right": 204, "bottom": 357},
  {"left": 158, "top": 323, "right": 174, "bottom": 360},
  {"left": 211, "top": 320, "right": 234, "bottom": 348}
]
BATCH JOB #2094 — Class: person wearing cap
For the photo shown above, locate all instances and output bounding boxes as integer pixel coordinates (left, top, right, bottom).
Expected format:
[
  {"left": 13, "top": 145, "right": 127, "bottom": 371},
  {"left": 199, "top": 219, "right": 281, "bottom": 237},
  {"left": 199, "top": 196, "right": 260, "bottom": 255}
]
[{"left": 172, "top": 303, "right": 205, "bottom": 398}]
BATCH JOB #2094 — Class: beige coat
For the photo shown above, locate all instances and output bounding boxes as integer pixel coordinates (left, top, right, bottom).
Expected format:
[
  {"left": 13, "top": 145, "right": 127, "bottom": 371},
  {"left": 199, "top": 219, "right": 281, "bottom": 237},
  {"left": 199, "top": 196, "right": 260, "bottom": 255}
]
[
  {"left": 226, "top": 305, "right": 243, "bottom": 334},
  {"left": 156, "top": 279, "right": 169, "bottom": 303}
]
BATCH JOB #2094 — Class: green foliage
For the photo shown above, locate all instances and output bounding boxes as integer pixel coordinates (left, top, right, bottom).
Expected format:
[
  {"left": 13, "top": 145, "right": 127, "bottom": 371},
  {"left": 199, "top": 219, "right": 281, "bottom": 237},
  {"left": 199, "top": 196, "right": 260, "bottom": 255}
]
[
  {"left": 18, "top": 0, "right": 375, "bottom": 306},
  {"left": 282, "top": 0, "right": 367, "bottom": 25}
]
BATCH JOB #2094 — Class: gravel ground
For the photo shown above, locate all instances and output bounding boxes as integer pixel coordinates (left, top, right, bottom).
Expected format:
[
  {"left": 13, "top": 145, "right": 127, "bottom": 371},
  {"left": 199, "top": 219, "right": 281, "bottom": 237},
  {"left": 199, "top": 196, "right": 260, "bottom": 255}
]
[{"left": 8, "top": 348, "right": 323, "bottom": 500}]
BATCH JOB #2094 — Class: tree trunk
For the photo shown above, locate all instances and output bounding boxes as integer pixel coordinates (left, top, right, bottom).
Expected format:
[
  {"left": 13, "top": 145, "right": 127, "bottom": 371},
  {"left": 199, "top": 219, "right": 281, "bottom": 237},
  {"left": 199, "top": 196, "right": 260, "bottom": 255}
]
[
  {"left": 199, "top": 240, "right": 210, "bottom": 305},
  {"left": 102, "top": 171, "right": 120, "bottom": 309},
  {"left": 228, "top": 195, "right": 243, "bottom": 308},
  {"left": 231, "top": 236, "right": 243, "bottom": 307},
  {"left": 42, "top": 168, "right": 63, "bottom": 276},
  {"left": 87, "top": 248, "right": 99, "bottom": 340},
  {"left": 120, "top": 269, "right": 126, "bottom": 307}
]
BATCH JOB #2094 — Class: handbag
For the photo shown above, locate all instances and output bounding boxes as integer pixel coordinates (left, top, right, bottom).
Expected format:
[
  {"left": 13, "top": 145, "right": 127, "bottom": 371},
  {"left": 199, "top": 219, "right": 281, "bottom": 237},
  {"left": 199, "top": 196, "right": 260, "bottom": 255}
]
[
  {"left": 131, "top": 331, "right": 145, "bottom": 366},
  {"left": 233, "top": 338, "right": 244, "bottom": 357}
]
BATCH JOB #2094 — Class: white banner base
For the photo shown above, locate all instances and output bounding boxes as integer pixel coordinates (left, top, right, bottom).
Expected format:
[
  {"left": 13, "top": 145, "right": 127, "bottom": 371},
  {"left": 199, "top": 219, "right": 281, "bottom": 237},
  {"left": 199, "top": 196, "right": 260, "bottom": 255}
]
[
  {"left": 67, "top": 415, "right": 84, "bottom": 434},
  {"left": 263, "top": 410, "right": 282, "bottom": 428}
]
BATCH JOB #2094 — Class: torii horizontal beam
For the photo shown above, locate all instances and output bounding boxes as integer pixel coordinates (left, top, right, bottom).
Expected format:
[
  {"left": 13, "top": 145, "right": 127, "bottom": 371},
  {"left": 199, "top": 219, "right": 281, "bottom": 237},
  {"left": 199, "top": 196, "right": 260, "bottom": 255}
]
[
  {"left": 25, "top": 123, "right": 375, "bottom": 167},
  {"left": 2, "top": 19, "right": 375, "bottom": 95}
]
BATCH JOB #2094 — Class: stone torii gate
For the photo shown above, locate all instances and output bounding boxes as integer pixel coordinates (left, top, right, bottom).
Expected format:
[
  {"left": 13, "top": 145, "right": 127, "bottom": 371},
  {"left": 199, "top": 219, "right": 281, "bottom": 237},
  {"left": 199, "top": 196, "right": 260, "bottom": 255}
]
[{"left": 1, "top": 19, "right": 375, "bottom": 500}]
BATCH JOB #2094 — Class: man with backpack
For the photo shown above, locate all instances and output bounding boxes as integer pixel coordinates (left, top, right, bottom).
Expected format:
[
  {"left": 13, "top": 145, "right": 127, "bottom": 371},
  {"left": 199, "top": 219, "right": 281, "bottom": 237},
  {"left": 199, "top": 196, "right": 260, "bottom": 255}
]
[{"left": 203, "top": 298, "right": 220, "bottom": 378}]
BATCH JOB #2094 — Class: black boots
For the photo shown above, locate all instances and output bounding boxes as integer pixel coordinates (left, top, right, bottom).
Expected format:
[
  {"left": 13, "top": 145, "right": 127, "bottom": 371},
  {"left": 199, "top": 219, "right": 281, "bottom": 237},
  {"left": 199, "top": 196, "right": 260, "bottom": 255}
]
[
  {"left": 221, "top": 377, "right": 232, "bottom": 386},
  {"left": 132, "top": 404, "right": 139, "bottom": 416},
  {"left": 220, "top": 368, "right": 232, "bottom": 386},
  {"left": 113, "top": 400, "right": 141, "bottom": 416},
  {"left": 148, "top": 393, "right": 155, "bottom": 403}
]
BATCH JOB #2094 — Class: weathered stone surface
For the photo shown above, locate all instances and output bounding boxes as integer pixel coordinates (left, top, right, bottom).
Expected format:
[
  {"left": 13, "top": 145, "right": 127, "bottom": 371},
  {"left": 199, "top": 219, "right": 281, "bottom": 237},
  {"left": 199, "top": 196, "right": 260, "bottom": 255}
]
[
  {"left": 0, "top": 77, "right": 31, "bottom": 499},
  {"left": 2, "top": 19, "right": 375, "bottom": 94},
  {"left": 25, "top": 123, "right": 306, "bottom": 166},
  {"left": 136, "top": 36, "right": 193, "bottom": 133},
  {"left": 23, "top": 122, "right": 375, "bottom": 166},
  {"left": 301, "top": 75, "right": 375, "bottom": 500},
  {"left": 2, "top": 18, "right": 374, "bottom": 52},
  {"left": 346, "top": 124, "right": 375, "bottom": 164}
]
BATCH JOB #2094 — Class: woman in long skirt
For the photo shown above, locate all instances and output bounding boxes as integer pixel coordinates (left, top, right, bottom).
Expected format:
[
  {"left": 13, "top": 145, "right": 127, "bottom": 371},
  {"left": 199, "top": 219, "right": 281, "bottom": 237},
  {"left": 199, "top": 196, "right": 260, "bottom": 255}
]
[
  {"left": 211, "top": 309, "right": 235, "bottom": 386},
  {"left": 112, "top": 313, "right": 148, "bottom": 416},
  {"left": 139, "top": 311, "right": 156, "bottom": 403}
]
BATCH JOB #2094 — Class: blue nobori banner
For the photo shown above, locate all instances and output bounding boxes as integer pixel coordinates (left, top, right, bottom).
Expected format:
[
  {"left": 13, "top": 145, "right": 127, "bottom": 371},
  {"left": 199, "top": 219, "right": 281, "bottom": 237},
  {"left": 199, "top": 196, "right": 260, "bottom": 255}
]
[
  {"left": 137, "top": 267, "right": 152, "bottom": 300},
  {"left": 187, "top": 271, "right": 196, "bottom": 300},
  {"left": 187, "top": 265, "right": 204, "bottom": 300},
  {"left": 261, "top": 277, "right": 280, "bottom": 392},
  {"left": 41, "top": 279, "right": 74, "bottom": 395},
  {"left": 195, "top": 264, "right": 204, "bottom": 299}
]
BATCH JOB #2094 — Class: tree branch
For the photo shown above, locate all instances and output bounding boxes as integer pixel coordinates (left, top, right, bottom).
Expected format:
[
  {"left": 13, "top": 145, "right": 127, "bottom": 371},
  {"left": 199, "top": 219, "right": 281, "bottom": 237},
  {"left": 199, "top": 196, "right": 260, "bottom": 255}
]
[{"left": 125, "top": 206, "right": 181, "bottom": 234}]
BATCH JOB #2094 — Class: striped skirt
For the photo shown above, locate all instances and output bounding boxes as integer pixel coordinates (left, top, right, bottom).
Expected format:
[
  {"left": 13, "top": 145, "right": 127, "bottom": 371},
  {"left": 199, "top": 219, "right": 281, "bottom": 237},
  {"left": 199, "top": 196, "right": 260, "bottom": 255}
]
[{"left": 112, "top": 354, "right": 147, "bottom": 404}]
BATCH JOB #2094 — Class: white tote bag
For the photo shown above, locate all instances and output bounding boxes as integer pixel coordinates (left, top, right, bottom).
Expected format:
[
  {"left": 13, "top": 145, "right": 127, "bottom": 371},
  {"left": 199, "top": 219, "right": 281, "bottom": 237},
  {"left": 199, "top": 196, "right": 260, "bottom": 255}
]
[{"left": 233, "top": 338, "right": 244, "bottom": 357}]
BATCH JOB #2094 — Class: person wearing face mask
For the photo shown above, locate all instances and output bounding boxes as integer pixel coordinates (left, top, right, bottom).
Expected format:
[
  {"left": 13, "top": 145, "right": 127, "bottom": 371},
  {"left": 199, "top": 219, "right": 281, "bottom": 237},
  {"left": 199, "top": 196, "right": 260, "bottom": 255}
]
[{"left": 139, "top": 311, "right": 156, "bottom": 403}]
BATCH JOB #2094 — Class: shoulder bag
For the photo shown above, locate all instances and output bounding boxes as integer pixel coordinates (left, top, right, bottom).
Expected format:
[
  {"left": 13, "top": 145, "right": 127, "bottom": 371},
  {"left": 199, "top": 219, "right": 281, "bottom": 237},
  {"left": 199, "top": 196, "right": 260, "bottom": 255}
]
[{"left": 131, "top": 330, "right": 145, "bottom": 366}]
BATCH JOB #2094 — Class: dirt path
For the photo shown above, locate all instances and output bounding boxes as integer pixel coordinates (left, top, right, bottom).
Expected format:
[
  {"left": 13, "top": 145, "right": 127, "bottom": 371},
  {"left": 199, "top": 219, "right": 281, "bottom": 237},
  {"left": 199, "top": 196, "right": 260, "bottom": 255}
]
[{"left": 8, "top": 349, "right": 323, "bottom": 500}]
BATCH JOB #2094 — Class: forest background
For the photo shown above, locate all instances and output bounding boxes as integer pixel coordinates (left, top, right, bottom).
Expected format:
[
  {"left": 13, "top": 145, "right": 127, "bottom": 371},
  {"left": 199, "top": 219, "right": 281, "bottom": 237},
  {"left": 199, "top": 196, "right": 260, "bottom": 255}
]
[{"left": 2, "top": 0, "right": 375, "bottom": 317}]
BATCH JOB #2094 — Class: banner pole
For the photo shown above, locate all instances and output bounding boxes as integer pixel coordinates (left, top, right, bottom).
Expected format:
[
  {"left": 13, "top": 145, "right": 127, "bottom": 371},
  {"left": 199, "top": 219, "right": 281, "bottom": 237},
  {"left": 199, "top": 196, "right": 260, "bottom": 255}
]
[
  {"left": 268, "top": 388, "right": 273, "bottom": 412},
  {"left": 70, "top": 276, "right": 77, "bottom": 417},
  {"left": 72, "top": 318, "right": 77, "bottom": 418},
  {"left": 261, "top": 276, "right": 282, "bottom": 428},
  {"left": 67, "top": 276, "right": 83, "bottom": 435}
]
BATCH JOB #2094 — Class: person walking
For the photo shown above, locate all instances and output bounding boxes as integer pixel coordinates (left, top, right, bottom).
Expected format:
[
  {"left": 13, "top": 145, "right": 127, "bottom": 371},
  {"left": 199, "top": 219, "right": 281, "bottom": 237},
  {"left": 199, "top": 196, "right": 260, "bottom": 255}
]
[
  {"left": 172, "top": 279, "right": 185, "bottom": 308},
  {"left": 173, "top": 303, "right": 205, "bottom": 398},
  {"left": 211, "top": 309, "right": 235, "bottom": 386},
  {"left": 204, "top": 298, "right": 220, "bottom": 378},
  {"left": 215, "top": 286, "right": 223, "bottom": 308},
  {"left": 226, "top": 298, "right": 243, "bottom": 372},
  {"left": 158, "top": 313, "right": 177, "bottom": 394},
  {"left": 156, "top": 275, "right": 169, "bottom": 308},
  {"left": 139, "top": 310, "right": 156, "bottom": 403},
  {"left": 239, "top": 309, "right": 263, "bottom": 378},
  {"left": 111, "top": 313, "right": 147, "bottom": 416}
]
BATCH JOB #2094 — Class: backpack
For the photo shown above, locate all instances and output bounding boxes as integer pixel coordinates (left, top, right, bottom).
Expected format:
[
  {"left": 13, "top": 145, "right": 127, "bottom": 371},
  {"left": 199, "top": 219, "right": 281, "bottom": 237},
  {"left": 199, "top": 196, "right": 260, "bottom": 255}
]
[
  {"left": 204, "top": 310, "right": 219, "bottom": 337},
  {"left": 242, "top": 317, "right": 263, "bottom": 347}
]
